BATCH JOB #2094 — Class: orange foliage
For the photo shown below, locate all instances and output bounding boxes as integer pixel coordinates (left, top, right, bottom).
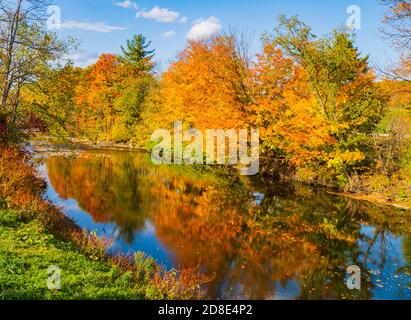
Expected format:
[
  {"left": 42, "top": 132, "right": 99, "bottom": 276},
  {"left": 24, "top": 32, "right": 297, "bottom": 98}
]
[
  {"left": 157, "top": 39, "right": 337, "bottom": 168},
  {"left": 0, "top": 147, "right": 45, "bottom": 209},
  {"left": 75, "top": 54, "right": 123, "bottom": 141},
  {"left": 252, "top": 44, "right": 335, "bottom": 166},
  {"left": 159, "top": 37, "right": 249, "bottom": 131}
]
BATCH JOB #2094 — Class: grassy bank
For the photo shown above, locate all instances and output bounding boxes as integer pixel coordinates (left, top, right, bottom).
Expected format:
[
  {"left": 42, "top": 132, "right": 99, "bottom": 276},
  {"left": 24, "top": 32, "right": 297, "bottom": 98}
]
[
  {"left": 0, "top": 209, "right": 148, "bottom": 299},
  {"left": 0, "top": 207, "right": 210, "bottom": 300}
]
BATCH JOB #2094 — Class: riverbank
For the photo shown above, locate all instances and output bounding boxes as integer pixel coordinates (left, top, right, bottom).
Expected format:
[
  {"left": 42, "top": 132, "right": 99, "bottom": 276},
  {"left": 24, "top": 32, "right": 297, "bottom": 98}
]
[
  {"left": 0, "top": 208, "right": 147, "bottom": 299},
  {"left": 30, "top": 138, "right": 146, "bottom": 156},
  {"left": 327, "top": 192, "right": 410, "bottom": 211},
  {"left": 0, "top": 207, "right": 208, "bottom": 300},
  {"left": 0, "top": 146, "right": 209, "bottom": 300}
]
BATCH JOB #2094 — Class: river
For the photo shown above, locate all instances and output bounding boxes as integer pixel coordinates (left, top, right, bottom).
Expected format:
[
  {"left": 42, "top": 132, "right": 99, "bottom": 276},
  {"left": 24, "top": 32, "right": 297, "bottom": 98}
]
[{"left": 39, "top": 148, "right": 411, "bottom": 300}]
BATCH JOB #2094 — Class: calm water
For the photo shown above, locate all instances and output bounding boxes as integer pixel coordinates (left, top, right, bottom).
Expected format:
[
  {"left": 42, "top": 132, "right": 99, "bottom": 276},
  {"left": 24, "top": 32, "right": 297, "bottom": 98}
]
[{"left": 40, "top": 149, "right": 411, "bottom": 300}]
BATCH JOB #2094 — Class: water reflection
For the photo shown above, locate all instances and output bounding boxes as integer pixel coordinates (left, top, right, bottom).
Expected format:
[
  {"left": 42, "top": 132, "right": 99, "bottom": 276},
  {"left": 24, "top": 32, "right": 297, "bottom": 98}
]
[{"left": 42, "top": 150, "right": 411, "bottom": 300}]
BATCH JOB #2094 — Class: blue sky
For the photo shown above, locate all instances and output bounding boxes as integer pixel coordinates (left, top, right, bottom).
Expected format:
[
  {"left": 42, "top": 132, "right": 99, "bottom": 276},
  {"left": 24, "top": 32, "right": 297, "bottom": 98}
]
[{"left": 53, "top": 0, "right": 398, "bottom": 71}]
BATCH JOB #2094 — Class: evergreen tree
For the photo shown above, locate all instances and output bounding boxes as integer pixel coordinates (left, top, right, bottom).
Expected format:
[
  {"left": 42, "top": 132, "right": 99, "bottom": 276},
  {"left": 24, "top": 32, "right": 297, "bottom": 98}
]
[{"left": 119, "top": 34, "right": 155, "bottom": 73}]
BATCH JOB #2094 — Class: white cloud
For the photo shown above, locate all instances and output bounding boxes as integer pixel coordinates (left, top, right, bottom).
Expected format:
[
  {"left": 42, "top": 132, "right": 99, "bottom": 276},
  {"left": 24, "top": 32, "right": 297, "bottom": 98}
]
[
  {"left": 115, "top": 1, "right": 138, "bottom": 10},
  {"left": 61, "top": 20, "right": 126, "bottom": 33},
  {"left": 64, "top": 51, "right": 100, "bottom": 67},
  {"left": 163, "top": 30, "right": 176, "bottom": 38},
  {"left": 187, "top": 17, "right": 222, "bottom": 41},
  {"left": 137, "top": 6, "right": 188, "bottom": 23}
]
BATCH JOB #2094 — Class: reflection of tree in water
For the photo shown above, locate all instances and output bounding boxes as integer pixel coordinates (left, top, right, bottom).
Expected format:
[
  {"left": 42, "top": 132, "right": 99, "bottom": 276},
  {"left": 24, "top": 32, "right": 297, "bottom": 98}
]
[
  {"left": 47, "top": 151, "right": 150, "bottom": 242},
  {"left": 46, "top": 151, "right": 411, "bottom": 299}
]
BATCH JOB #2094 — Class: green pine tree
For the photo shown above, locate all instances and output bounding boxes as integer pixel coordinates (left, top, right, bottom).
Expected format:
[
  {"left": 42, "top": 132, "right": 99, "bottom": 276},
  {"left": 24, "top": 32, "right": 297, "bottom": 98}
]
[{"left": 119, "top": 34, "right": 155, "bottom": 72}]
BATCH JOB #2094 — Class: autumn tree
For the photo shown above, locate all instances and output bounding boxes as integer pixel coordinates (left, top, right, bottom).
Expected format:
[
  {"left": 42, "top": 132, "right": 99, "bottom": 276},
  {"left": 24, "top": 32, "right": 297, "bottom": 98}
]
[
  {"left": 75, "top": 54, "right": 121, "bottom": 142},
  {"left": 112, "top": 72, "right": 157, "bottom": 143},
  {"left": 380, "top": 0, "right": 411, "bottom": 51},
  {"left": 109, "top": 35, "right": 157, "bottom": 143},
  {"left": 376, "top": 1, "right": 411, "bottom": 81},
  {"left": 374, "top": 1, "right": 411, "bottom": 178},
  {"left": 114, "top": 42, "right": 154, "bottom": 143},
  {"left": 0, "top": 0, "right": 71, "bottom": 143},
  {"left": 22, "top": 65, "right": 83, "bottom": 138},
  {"left": 265, "top": 16, "right": 385, "bottom": 186},
  {"left": 251, "top": 44, "right": 334, "bottom": 171},
  {"left": 74, "top": 48, "right": 158, "bottom": 144},
  {"left": 158, "top": 36, "right": 253, "bottom": 133}
]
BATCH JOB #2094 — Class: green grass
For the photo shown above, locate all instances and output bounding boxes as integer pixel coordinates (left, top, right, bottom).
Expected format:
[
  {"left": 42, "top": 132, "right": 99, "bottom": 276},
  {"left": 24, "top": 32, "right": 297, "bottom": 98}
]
[{"left": 0, "top": 209, "right": 157, "bottom": 300}]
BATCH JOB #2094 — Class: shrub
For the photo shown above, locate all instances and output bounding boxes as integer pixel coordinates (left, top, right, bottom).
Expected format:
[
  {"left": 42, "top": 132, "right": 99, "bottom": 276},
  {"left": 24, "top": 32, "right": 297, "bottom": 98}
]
[{"left": 0, "top": 147, "right": 45, "bottom": 209}]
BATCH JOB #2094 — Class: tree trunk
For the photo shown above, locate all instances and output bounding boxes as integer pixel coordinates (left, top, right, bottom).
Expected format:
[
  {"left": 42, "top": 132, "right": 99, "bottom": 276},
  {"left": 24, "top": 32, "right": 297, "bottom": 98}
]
[{"left": 0, "top": 114, "right": 7, "bottom": 144}]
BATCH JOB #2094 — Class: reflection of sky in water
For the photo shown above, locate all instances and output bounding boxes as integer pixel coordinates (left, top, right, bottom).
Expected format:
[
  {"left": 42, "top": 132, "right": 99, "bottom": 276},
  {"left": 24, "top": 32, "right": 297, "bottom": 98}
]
[
  {"left": 253, "top": 192, "right": 265, "bottom": 206},
  {"left": 219, "top": 279, "right": 300, "bottom": 300},
  {"left": 359, "top": 225, "right": 410, "bottom": 299},
  {"left": 40, "top": 164, "right": 175, "bottom": 269},
  {"left": 273, "top": 280, "right": 301, "bottom": 300}
]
